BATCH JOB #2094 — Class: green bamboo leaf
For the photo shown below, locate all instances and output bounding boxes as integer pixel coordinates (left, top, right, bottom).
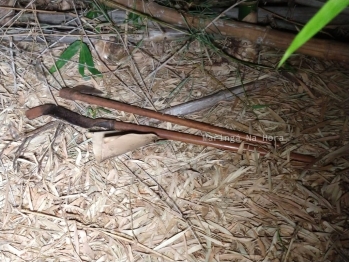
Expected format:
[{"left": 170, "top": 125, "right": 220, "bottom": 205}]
[
  {"left": 252, "top": 104, "right": 269, "bottom": 110},
  {"left": 49, "top": 40, "right": 81, "bottom": 73},
  {"left": 81, "top": 43, "right": 102, "bottom": 76},
  {"left": 86, "top": 10, "right": 102, "bottom": 19},
  {"left": 278, "top": 0, "right": 349, "bottom": 68},
  {"left": 78, "top": 46, "right": 86, "bottom": 77},
  {"left": 87, "top": 66, "right": 102, "bottom": 76},
  {"left": 98, "top": 107, "right": 112, "bottom": 114},
  {"left": 77, "top": 43, "right": 102, "bottom": 78}
]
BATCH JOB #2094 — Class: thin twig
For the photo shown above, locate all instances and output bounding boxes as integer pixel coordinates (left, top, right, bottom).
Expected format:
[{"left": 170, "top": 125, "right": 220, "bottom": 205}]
[
  {"left": 36, "top": 62, "right": 59, "bottom": 105},
  {"left": 31, "top": 3, "right": 67, "bottom": 87},
  {"left": 37, "top": 122, "right": 64, "bottom": 173},
  {"left": 204, "top": 0, "right": 246, "bottom": 30},
  {"left": 144, "top": 41, "right": 191, "bottom": 81},
  {"left": 0, "top": 0, "right": 37, "bottom": 30},
  {"left": 9, "top": 37, "right": 17, "bottom": 93},
  {"left": 12, "top": 121, "right": 59, "bottom": 171}
]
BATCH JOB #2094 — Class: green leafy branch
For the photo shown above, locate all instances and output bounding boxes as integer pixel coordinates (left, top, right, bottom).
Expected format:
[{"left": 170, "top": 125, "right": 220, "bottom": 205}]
[{"left": 49, "top": 40, "right": 102, "bottom": 78}]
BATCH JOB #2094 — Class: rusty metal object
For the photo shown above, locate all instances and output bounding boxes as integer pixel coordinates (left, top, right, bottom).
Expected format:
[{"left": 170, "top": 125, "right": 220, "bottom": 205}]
[
  {"left": 25, "top": 104, "right": 262, "bottom": 154},
  {"left": 59, "top": 86, "right": 276, "bottom": 146},
  {"left": 26, "top": 104, "right": 315, "bottom": 163}
]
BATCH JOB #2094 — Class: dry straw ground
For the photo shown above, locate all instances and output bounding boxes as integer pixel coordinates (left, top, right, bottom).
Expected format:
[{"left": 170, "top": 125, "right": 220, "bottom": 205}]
[{"left": 0, "top": 1, "right": 348, "bottom": 261}]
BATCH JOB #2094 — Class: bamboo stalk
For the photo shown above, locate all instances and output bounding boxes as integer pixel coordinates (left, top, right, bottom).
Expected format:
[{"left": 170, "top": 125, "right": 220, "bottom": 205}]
[{"left": 101, "top": 0, "right": 349, "bottom": 62}]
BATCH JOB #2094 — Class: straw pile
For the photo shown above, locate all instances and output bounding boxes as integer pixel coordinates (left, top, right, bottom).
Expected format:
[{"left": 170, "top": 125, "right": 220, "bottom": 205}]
[{"left": 0, "top": 1, "right": 348, "bottom": 261}]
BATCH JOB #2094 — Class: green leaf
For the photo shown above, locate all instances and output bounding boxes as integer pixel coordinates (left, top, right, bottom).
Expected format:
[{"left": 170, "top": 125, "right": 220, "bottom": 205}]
[
  {"left": 77, "top": 43, "right": 102, "bottom": 78},
  {"left": 125, "top": 3, "right": 143, "bottom": 27},
  {"left": 128, "top": 12, "right": 138, "bottom": 21},
  {"left": 98, "top": 107, "right": 112, "bottom": 114},
  {"left": 78, "top": 45, "right": 86, "bottom": 77},
  {"left": 251, "top": 104, "right": 269, "bottom": 110},
  {"left": 87, "top": 67, "right": 102, "bottom": 76},
  {"left": 87, "top": 106, "right": 98, "bottom": 118},
  {"left": 278, "top": 0, "right": 349, "bottom": 68},
  {"left": 86, "top": 10, "right": 102, "bottom": 19},
  {"left": 49, "top": 40, "right": 81, "bottom": 73},
  {"left": 81, "top": 43, "right": 102, "bottom": 76},
  {"left": 127, "top": 12, "right": 141, "bottom": 24}
]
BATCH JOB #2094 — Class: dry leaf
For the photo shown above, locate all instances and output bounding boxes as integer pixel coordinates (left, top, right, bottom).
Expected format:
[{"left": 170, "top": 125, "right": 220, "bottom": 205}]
[
  {"left": 89, "top": 131, "right": 159, "bottom": 162},
  {"left": 320, "top": 143, "right": 349, "bottom": 165},
  {"left": 242, "top": 12, "right": 258, "bottom": 23},
  {"left": 94, "top": 38, "right": 127, "bottom": 64},
  {"left": 60, "top": 0, "right": 72, "bottom": 10}
]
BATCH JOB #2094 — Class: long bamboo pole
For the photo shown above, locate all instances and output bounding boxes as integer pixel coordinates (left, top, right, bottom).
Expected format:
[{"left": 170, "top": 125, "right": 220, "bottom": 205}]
[{"left": 101, "top": 0, "right": 349, "bottom": 63}]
